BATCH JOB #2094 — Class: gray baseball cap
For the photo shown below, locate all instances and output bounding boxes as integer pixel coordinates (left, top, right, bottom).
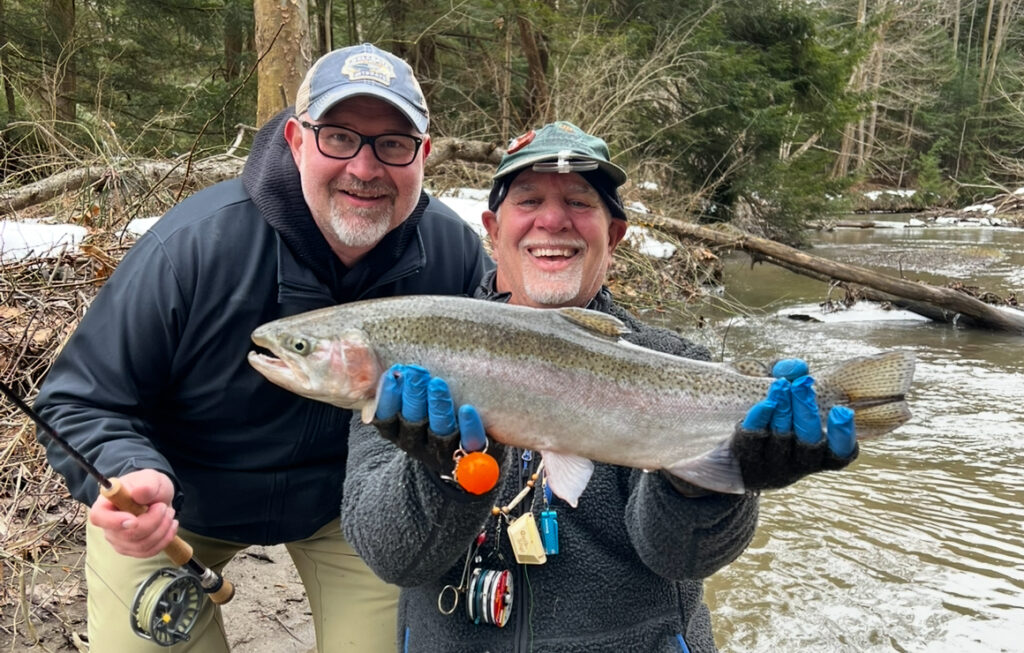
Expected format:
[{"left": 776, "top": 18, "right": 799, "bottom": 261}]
[{"left": 294, "top": 43, "right": 429, "bottom": 132}]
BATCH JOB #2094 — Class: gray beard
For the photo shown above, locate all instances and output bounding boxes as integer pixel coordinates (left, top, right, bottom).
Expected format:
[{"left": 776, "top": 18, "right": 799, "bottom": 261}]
[
  {"left": 327, "top": 204, "right": 392, "bottom": 249},
  {"left": 522, "top": 266, "right": 584, "bottom": 306}
]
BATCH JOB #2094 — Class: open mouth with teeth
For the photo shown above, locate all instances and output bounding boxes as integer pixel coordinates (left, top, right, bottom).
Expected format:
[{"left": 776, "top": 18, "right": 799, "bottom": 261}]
[{"left": 529, "top": 246, "right": 580, "bottom": 261}]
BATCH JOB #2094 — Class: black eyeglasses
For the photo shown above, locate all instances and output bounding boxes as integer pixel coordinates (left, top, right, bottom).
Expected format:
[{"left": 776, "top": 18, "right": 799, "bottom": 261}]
[{"left": 299, "top": 121, "right": 423, "bottom": 166}]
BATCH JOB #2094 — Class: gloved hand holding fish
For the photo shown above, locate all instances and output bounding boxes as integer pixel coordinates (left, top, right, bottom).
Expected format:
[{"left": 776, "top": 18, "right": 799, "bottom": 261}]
[
  {"left": 248, "top": 295, "right": 915, "bottom": 507},
  {"left": 371, "top": 364, "right": 499, "bottom": 494},
  {"left": 732, "top": 358, "right": 858, "bottom": 490}
]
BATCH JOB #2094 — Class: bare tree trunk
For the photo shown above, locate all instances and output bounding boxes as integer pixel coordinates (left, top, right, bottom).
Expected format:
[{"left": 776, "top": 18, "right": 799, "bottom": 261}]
[
  {"left": 1, "top": 0, "right": 15, "bottom": 119},
  {"left": 982, "top": 0, "right": 1013, "bottom": 101},
  {"left": 832, "top": 0, "right": 868, "bottom": 179},
  {"left": 253, "top": 0, "right": 310, "bottom": 127},
  {"left": 322, "top": 0, "right": 333, "bottom": 53},
  {"left": 897, "top": 108, "right": 915, "bottom": 187},
  {"left": 978, "top": 0, "right": 994, "bottom": 99},
  {"left": 832, "top": 123, "right": 855, "bottom": 178},
  {"left": 501, "top": 16, "right": 512, "bottom": 143},
  {"left": 516, "top": 13, "right": 551, "bottom": 126},
  {"left": 864, "top": 36, "right": 886, "bottom": 165},
  {"left": 952, "top": 0, "right": 961, "bottom": 53},
  {"left": 224, "top": 0, "right": 245, "bottom": 81},
  {"left": 47, "top": 0, "right": 76, "bottom": 123},
  {"left": 345, "top": 0, "right": 358, "bottom": 44}
]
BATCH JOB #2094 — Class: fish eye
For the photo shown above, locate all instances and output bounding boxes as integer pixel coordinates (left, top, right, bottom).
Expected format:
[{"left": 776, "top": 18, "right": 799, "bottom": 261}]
[{"left": 288, "top": 337, "right": 311, "bottom": 356}]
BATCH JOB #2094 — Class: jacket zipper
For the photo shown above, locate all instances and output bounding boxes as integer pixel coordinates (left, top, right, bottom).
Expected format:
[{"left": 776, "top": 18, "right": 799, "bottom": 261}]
[{"left": 513, "top": 449, "right": 532, "bottom": 653}]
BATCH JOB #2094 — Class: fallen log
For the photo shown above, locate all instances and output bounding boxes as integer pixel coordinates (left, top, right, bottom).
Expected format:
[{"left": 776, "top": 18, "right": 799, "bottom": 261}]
[
  {"left": 646, "top": 214, "right": 1024, "bottom": 334},
  {"left": 1, "top": 137, "right": 499, "bottom": 217}
]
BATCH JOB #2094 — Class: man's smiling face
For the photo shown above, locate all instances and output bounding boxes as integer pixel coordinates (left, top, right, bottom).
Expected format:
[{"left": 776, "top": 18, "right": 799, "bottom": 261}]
[
  {"left": 483, "top": 169, "right": 627, "bottom": 308},
  {"left": 286, "top": 96, "right": 426, "bottom": 266}
]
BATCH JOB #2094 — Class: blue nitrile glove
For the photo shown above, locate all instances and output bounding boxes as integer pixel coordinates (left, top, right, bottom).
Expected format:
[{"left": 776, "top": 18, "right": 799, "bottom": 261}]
[
  {"left": 732, "top": 358, "right": 859, "bottom": 491},
  {"left": 371, "top": 364, "right": 489, "bottom": 475}
]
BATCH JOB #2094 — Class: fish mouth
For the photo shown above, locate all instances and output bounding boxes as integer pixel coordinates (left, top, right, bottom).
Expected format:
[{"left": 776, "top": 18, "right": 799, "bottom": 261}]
[{"left": 246, "top": 348, "right": 312, "bottom": 389}]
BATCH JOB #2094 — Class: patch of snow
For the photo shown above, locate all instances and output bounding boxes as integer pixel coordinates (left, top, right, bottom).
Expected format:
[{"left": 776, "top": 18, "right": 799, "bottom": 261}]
[
  {"left": 638, "top": 181, "right": 659, "bottom": 191},
  {"left": 780, "top": 300, "right": 930, "bottom": 324},
  {"left": 127, "top": 216, "right": 160, "bottom": 236},
  {"left": 626, "top": 225, "right": 676, "bottom": 259},
  {"left": 0, "top": 220, "right": 88, "bottom": 263},
  {"left": 962, "top": 203, "right": 996, "bottom": 214},
  {"left": 863, "top": 189, "right": 916, "bottom": 201},
  {"left": 626, "top": 201, "right": 650, "bottom": 214}
]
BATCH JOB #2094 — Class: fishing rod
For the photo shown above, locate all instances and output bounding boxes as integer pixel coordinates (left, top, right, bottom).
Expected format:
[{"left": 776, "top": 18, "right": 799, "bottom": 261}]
[{"left": 0, "top": 380, "right": 234, "bottom": 646}]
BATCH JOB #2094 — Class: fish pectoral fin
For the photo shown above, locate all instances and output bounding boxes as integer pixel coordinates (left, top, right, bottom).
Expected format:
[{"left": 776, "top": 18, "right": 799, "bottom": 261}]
[
  {"left": 541, "top": 452, "right": 594, "bottom": 508},
  {"left": 665, "top": 440, "right": 746, "bottom": 495},
  {"left": 360, "top": 400, "right": 378, "bottom": 424},
  {"left": 556, "top": 307, "right": 630, "bottom": 339}
]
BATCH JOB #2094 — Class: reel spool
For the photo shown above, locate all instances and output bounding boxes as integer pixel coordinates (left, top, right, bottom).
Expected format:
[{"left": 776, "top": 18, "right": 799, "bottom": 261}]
[
  {"left": 130, "top": 567, "right": 205, "bottom": 646},
  {"left": 465, "top": 568, "right": 513, "bottom": 627}
]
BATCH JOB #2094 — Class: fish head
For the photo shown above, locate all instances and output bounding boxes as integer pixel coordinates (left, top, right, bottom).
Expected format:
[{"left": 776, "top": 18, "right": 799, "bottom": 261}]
[{"left": 248, "top": 324, "right": 382, "bottom": 411}]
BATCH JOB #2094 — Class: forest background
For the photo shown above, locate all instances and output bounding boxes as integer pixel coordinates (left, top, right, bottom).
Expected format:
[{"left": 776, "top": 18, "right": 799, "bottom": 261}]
[
  {"left": 4, "top": 0, "right": 1024, "bottom": 239},
  {"left": 2, "top": 0, "right": 1024, "bottom": 650}
]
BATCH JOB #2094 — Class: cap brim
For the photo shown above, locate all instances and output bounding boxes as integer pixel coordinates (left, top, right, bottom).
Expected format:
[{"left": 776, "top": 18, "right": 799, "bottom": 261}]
[
  {"left": 493, "top": 152, "right": 626, "bottom": 186},
  {"left": 306, "top": 85, "right": 428, "bottom": 132}
]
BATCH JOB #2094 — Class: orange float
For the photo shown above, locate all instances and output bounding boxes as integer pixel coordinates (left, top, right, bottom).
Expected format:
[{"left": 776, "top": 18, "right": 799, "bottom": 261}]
[{"left": 454, "top": 451, "right": 500, "bottom": 494}]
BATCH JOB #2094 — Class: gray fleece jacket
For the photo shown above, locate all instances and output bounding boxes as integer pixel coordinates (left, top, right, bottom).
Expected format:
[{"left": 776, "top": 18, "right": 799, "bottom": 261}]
[{"left": 342, "top": 277, "right": 759, "bottom": 652}]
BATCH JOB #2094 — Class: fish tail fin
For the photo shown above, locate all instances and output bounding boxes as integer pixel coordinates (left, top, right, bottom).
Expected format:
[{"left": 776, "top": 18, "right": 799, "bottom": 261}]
[
  {"left": 665, "top": 440, "right": 746, "bottom": 495},
  {"left": 818, "top": 350, "right": 916, "bottom": 440}
]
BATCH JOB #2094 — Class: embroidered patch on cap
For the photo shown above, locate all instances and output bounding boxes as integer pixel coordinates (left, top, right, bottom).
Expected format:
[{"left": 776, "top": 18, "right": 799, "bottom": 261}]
[
  {"left": 341, "top": 52, "right": 396, "bottom": 86},
  {"left": 506, "top": 130, "right": 536, "bottom": 154}
]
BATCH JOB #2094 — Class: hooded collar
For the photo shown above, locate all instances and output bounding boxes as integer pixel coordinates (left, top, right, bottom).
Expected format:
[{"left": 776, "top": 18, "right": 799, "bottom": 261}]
[{"left": 242, "top": 107, "right": 424, "bottom": 300}]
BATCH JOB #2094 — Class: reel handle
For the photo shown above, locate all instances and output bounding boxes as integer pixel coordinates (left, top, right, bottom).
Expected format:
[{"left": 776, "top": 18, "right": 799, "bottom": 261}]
[{"left": 102, "top": 477, "right": 235, "bottom": 604}]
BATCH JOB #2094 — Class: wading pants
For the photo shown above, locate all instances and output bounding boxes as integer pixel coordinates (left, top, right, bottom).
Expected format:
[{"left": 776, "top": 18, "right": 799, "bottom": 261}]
[{"left": 84, "top": 518, "right": 398, "bottom": 652}]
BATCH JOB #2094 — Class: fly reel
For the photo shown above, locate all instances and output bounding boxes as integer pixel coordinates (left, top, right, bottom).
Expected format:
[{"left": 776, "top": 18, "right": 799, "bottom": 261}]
[{"left": 129, "top": 567, "right": 205, "bottom": 646}]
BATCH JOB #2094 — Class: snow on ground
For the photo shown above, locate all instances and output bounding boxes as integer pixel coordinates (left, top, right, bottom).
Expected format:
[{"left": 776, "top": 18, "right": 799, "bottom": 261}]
[
  {"left": 863, "top": 189, "right": 917, "bottom": 201},
  {"left": 0, "top": 219, "right": 88, "bottom": 263}
]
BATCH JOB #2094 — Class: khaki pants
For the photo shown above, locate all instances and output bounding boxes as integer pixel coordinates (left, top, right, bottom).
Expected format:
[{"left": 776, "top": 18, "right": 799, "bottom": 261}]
[{"left": 85, "top": 518, "right": 398, "bottom": 652}]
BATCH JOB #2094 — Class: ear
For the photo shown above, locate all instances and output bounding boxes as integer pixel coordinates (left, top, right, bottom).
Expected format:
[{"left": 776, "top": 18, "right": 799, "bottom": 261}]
[
  {"left": 482, "top": 209, "right": 499, "bottom": 239},
  {"left": 422, "top": 134, "right": 431, "bottom": 160},
  {"left": 283, "top": 117, "right": 304, "bottom": 163},
  {"left": 482, "top": 210, "right": 500, "bottom": 259},
  {"left": 607, "top": 218, "right": 628, "bottom": 253}
]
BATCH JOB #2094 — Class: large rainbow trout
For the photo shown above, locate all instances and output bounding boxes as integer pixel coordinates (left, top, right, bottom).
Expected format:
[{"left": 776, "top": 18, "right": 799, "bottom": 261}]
[{"left": 248, "top": 295, "right": 915, "bottom": 505}]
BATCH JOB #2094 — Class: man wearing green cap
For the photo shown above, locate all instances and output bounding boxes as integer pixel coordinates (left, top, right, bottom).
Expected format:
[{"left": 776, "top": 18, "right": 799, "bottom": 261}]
[{"left": 342, "top": 121, "right": 858, "bottom": 651}]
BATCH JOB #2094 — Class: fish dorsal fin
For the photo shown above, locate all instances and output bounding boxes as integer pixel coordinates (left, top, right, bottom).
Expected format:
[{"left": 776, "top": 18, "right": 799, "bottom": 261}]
[
  {"left": 557, "top": 307, "right": 630, "bottom": 339},
  {"left": 541, "top": 452, "right": 594, "bottom": 508},
  {"left": 728, "top": 358, "right": 771, "bottom": 377}
]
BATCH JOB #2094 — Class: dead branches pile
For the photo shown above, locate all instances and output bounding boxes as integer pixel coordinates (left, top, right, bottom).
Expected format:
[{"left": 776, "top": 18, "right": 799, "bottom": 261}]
[{"left": 1, "top": 240, "right": 116, "bottom": 648}]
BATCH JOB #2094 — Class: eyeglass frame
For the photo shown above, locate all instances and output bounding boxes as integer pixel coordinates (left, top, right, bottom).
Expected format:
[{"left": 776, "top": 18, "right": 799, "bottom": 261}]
[{"left": 298, "top": 120, "right": 424, "bottom": 167}]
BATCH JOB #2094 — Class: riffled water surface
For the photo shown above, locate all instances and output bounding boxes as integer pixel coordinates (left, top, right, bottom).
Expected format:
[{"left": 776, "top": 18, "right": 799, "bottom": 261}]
[{"left": 673, "top": 219, "right": 1024, "bottom": 652}]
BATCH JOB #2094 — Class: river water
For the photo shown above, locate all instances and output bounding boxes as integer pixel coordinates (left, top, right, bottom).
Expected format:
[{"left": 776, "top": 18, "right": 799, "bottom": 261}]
[{"left": 669, "top": 218, "right": 1024, "bottom": 652}]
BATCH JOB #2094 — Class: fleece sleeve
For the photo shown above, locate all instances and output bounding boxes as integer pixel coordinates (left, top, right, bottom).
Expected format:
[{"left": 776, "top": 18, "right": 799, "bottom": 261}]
[
  {"left": 341, "top": 414, "right": 500, "bottom": 587},
  {"left": 624, "top": 470, "right": 759, "bottom": 580}
]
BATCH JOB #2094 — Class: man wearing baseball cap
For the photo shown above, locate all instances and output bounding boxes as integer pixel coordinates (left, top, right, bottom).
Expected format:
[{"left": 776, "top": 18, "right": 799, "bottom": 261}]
[
  {"left": 343, "top": 121, "right": 856, "bottom": 651},
  {"left": 35, "top": 43, "right": 489, "bottom": 652}
]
